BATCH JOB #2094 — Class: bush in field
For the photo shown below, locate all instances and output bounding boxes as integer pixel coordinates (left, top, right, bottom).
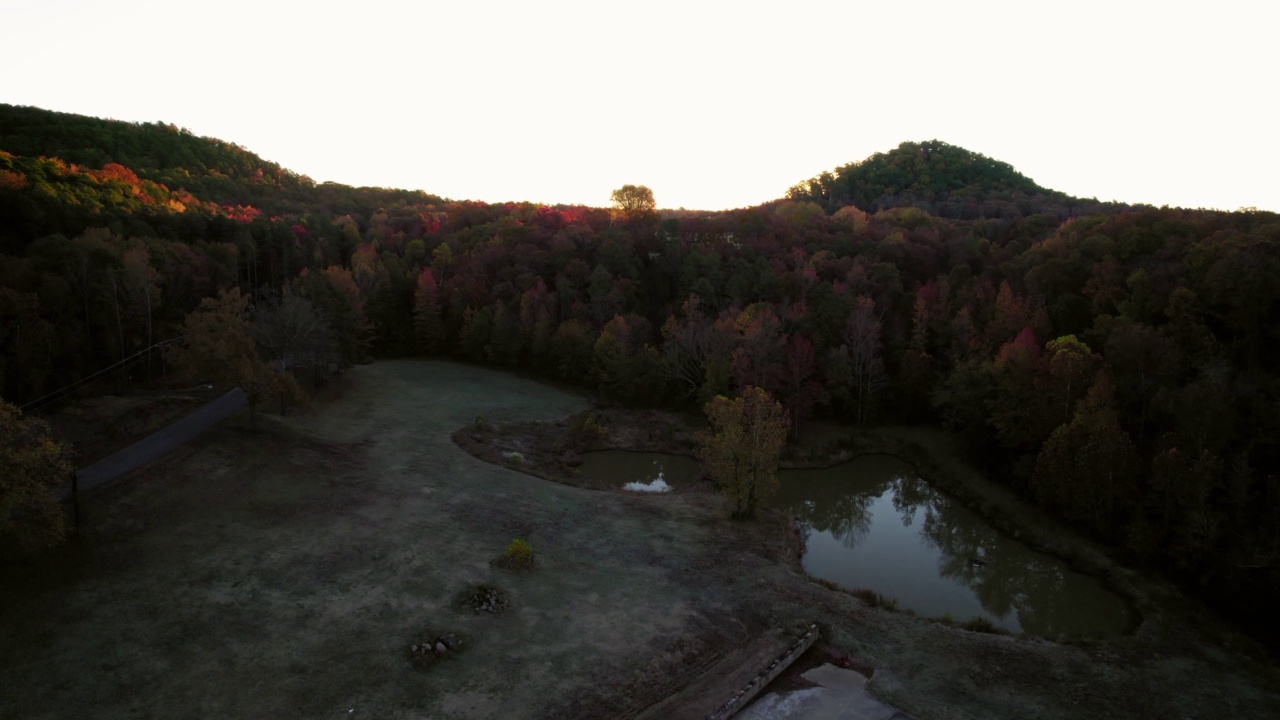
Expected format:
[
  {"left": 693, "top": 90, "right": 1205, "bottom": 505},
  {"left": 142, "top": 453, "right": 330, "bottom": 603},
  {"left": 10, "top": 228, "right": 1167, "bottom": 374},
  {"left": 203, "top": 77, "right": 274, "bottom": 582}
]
[
  {"left": 0, "top": 400, "right": 73, "bottom": 554},
  {"left": 501, "top": 538, "right": 535, "bottom": 570},
  {"left": 570, "top": 411, "right": 607, "bottom": 448}
]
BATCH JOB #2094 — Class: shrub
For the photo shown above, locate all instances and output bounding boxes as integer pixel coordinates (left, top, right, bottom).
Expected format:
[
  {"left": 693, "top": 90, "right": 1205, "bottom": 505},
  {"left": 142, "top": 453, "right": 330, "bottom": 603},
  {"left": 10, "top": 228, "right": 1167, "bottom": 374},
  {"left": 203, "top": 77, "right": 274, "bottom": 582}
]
[
  {"left": 962, "top": 616, "right": 1002, "bottom": 634},
  {"left": 580, "top": 412, "right": 607, "bottom": 444},
  {"left": 502, "top": 538, "right": 535, "bottom": 570},
  {"left": 847, "top": 586, "right": 899, "bottom": 611},
  {"left": 1, "top": 400, "right": 73, "bottom": 554}
]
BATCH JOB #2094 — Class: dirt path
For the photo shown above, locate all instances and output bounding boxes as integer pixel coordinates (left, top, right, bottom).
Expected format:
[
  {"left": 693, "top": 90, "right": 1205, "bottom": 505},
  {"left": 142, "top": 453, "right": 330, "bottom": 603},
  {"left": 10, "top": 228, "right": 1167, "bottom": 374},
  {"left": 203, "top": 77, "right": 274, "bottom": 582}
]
[{"left": 2, "top": 360, "right": 1277, "bottom": 719}]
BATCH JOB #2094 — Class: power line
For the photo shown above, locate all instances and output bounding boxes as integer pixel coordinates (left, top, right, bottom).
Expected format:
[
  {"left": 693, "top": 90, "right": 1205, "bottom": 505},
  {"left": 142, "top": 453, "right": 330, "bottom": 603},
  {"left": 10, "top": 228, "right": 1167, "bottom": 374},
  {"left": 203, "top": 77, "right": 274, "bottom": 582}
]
[{"left": 19, "top": 335, "right": 186, "bottom": 414}]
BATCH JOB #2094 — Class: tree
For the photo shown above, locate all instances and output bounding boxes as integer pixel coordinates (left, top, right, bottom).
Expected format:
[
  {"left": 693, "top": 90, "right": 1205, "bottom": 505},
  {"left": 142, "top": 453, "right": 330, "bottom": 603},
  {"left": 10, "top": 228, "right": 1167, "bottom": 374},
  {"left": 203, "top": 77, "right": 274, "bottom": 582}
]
[
  {"left": 550, "top": 319, "right": 595, "bottom": 380},
  {"left": 253, "top": 289, "right": 336, "bottom": 392},
  {"left": 1138, "top": 436, "right": 1227, "bottom": 569},
  {"left": 610, "top": 184, "right": 656, "bottom": 219},
  {"left": 167, "top": 288, "right": 300, "bottom": 414},
  {"left": 985, "top": 281, "right": 1029, "bottom": 350},
  {"left": 120, "top": 239, "right": 160, "bottom": 380},
  {"left": 1, "top": 399, "right": 73, "bottom": 553},
  {"left": 591, "top": 315, "right": 636, "bottom": 399},
  {"left": 587, "top": 264, "right": 623, "bottom": 325},
  {"left": 780, "top": 333, "right": 822, "bottom": 436},
  {"left": 698, "top": 387, "right": 790, "bottom": 519},
  {"left": 0, "top": 287, "right": 57, "bottom": 403},
  {"left": 1105, "top": 322, "right": 1179, "bottom": 450},
  {"left": 660, "top": 296, "right": 735, "bottom": 403},
  {"left": 1039, "top": 335, "right": 1100, "bottom": 433},
  {"left": 844, "top": 295, "right": 886, "bottom": 423},
  {"left": 1031, "top": 373, "right": 1139, "bottom": 539},
  {"left": 521, "top": 281, "right": 557, "bottom": 369},
  {"left": 487, "top": 302, "right": 522, "bottom": 367},
  {"left": 731, "top": 304, "right": 787, "bottom": 395},
  {"left": 412, "top": 267, "right": 445, "bottom": 353},
  {"left": 457, "top": 306, "right": 494, "bottom": 362}
]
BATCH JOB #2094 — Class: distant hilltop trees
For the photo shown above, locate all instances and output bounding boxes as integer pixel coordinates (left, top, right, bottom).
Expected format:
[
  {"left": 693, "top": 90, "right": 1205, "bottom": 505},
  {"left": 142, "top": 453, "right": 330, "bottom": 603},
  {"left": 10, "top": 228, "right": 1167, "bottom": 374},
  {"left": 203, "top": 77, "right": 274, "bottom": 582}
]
[{"left": 788, "top": 140, "right": 1122, "bottom": 220}]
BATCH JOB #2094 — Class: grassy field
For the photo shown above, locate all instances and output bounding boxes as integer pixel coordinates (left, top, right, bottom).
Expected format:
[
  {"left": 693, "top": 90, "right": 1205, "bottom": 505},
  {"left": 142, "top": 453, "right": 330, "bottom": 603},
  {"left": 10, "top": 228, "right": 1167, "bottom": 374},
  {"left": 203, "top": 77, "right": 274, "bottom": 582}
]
[{"left": 2, "top": 360, "right": 1277, "bottom": 719}]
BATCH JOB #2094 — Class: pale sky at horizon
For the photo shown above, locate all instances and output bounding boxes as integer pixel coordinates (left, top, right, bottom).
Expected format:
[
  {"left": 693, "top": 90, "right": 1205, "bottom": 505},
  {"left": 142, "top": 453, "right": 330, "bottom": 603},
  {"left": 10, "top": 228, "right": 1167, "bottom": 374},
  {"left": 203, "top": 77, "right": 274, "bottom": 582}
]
[{"left": 5, "top": 0, "right": 1278, "bottom": 212}]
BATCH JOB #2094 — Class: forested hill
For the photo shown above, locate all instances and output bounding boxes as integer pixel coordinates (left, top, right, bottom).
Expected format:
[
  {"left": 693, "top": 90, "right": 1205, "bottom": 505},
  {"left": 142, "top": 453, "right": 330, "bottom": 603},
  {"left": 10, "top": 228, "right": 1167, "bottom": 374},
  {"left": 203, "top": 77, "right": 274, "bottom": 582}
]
[
  {"left": 789, "top": 140, "right": 1126, "bottom": 220},
  {"left": 0, "top": 104, "right": 442, "bottom": 218},
  {"left": 2, "top": 104, "right": 1280, "bottom": 653}
]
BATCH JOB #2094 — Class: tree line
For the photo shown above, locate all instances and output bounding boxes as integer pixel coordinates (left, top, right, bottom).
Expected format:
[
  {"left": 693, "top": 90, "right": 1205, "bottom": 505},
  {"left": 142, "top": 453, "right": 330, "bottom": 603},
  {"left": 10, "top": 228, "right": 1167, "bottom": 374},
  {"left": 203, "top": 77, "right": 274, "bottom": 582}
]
[{"left": 1, "top": 105, "right": 1278, "bottom": 650}]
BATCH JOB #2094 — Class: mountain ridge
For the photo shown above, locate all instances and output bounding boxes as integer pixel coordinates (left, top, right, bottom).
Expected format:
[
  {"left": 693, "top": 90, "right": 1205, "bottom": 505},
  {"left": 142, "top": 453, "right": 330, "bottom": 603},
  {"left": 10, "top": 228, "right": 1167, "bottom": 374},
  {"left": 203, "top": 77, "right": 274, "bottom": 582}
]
[{"left": 4, "top": 104, "right": 1135, "bottom": 218}]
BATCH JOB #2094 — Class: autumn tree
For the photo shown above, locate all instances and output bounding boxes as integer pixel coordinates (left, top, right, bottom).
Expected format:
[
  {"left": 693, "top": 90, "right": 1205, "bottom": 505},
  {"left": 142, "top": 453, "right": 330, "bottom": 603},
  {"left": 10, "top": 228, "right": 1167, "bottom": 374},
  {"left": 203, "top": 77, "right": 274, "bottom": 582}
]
[
  {"left": 457, "top": 306, "right": 494, "bottom": 362},
  {"left": 984, "top": 281, "right": 1029, "bottom": 350},
  {"left": 551, "top": 319, "right": 595, "bottom": 381},
  {"left": 731, "top": 304, "right": 787, "bottom": 395},
  {"left": 591, "top": 314, "right": 635, "bottom": 399},
  {"left": 167, "top": 288, "right": 301, "bottom": 415},
  {"left": 1104, "top": 322, "right": 1179, "bottom": 449},
  {"left": 412, "top": 267, "right": 445, "bottom": 353},
  {"left": 986, "top": 327, "right": 1044, "bottom": 457},
  {"left": 1039, "top": 335, "right": 1100, "bottom": 433},
  {"left": 1134, "top": 436, "right": 1228, "bottom": 568},
  {"left": 844, "top": 295, "right": 886, "bottom": 423},
  {"left": 661, "top": 296, "right": 735, "bottom": 403},
  {"left": 698, "top": 387, "right": 790, "bottom": 519},
  {"left": 120, "top": 239, "right": 161, "bottom": 379},
  {"left": 487, "top": 302, "right": 523, "bottom": 367},
  {"left": 780, "top": 333, "right": 822, "bottom": 436},
  {"left": 519, "top": 280, "right": 557, "bottom": 368},
  {"left": 609, "top": 184, "right": 656, "bottom": 220},
  {"left": 1031, "top": 372, "right": 1139, "bottom": 538},
  {"left": 253, "top": 289, "right": 337, "bottom": 392},
  {"left": 0, "top": 288, "right": 57, "bottom": 402},
  {"left": 0, "top": 399, "right": 73, "bottom": 554}
]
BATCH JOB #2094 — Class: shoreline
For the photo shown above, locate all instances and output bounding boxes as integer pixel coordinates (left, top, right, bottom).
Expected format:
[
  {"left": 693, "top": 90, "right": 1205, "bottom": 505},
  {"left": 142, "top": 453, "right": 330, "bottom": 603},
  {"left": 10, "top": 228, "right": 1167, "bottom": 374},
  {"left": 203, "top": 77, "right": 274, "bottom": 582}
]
[{"left": 452, "top": 404, "right": 1272, "bottom": 657}]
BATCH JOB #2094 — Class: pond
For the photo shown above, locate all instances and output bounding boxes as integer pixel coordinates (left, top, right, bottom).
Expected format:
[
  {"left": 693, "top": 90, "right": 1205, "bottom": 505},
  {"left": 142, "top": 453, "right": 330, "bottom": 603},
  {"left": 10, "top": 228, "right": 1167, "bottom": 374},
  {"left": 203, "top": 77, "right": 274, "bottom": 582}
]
[
  {"left": 576, "top": 450, "right": 703, "bottom": 492},
  {"left": 582, "top": 449, "right": 1134, "bottom": 638}
]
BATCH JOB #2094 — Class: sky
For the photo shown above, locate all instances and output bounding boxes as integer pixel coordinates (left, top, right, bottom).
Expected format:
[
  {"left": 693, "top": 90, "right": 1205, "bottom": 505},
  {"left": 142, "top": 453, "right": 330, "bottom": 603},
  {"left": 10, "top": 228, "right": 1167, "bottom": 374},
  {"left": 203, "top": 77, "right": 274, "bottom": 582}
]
[{"left": 4, "top": 0, "right": 1278, "bottom": 212}]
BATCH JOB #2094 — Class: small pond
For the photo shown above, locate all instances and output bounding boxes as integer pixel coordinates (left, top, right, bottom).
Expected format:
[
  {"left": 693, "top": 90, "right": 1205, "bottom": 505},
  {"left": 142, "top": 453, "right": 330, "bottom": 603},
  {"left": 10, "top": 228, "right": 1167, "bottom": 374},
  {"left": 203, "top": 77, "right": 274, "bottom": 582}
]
[{"left": 582, "top": 449, "right": 1134, "bottom": 638}]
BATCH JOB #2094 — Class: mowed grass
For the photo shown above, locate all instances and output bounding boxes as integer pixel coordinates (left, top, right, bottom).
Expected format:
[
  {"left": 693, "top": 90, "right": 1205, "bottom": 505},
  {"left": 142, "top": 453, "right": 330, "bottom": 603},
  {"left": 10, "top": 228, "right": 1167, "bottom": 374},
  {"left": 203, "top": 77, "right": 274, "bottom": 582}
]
[
  {"left": 3, "top": 360, "right": 1279, "bottom": 720},
  {"left": 0, "top": 361, "right": 784, "bottom": 719}
]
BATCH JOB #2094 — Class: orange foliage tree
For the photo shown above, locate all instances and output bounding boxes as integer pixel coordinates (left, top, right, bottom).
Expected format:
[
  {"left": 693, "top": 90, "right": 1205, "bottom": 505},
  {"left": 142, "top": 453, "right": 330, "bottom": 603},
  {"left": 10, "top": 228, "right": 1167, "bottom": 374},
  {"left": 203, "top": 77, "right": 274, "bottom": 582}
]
[{"left": 698, "top": 387, "right": 790, "bottom": 519}]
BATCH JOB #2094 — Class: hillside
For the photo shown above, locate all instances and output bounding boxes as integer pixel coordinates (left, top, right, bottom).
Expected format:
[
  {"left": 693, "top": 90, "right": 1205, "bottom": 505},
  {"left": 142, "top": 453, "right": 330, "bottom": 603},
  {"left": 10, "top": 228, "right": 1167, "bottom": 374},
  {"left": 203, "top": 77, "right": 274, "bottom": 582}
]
[
  {"left": 0, "top": 104, "right": 444, "bottom": 231},
  {"left": 2, "top": 104, "right": 1279, "bottom": 657},
  {"left": 789, "top": 139, "right": 1126, "bottom": 220}
]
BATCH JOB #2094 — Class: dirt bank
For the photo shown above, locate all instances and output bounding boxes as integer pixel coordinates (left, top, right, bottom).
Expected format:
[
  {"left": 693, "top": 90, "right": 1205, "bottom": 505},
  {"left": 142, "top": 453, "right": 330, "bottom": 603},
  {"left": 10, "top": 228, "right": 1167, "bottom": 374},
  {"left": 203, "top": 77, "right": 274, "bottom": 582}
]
[{"left": 2, "top": 361, "right": 1277, "bottom": 719}]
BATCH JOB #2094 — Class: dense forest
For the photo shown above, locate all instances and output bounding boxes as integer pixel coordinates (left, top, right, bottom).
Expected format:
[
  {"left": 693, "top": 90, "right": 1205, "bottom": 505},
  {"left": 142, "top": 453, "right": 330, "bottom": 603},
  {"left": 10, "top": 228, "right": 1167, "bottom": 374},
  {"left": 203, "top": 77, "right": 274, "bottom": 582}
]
[{"left": 2, "top": 104, "right": 1278, "bottom": 650}]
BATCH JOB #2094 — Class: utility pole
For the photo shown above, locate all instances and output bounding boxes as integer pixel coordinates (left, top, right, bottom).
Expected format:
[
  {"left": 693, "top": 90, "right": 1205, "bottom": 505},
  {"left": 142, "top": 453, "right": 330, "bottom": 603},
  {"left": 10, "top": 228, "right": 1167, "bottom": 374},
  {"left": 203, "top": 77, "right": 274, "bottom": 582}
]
[{"left": 71, "top": 471, "right": 80, "bottom": 534}]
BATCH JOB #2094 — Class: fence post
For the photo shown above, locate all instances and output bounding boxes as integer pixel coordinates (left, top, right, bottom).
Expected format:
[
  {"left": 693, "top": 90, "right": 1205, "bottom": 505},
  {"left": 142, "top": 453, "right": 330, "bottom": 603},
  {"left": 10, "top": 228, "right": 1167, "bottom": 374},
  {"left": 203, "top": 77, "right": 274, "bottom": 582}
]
[{"left": 71, "top": 471, "right": 80, "bottom": 534}]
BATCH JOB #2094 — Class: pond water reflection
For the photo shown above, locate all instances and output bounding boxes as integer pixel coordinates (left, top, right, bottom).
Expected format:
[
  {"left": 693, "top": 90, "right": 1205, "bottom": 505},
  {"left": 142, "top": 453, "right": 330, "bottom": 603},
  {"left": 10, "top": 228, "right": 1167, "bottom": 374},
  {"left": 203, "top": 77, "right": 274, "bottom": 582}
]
[
  {"left": 773, "top": 455, "right": 1134, "bottom": 638},
  {"left": 582, "top": 448, "right": 1134, "bottom": 638}
]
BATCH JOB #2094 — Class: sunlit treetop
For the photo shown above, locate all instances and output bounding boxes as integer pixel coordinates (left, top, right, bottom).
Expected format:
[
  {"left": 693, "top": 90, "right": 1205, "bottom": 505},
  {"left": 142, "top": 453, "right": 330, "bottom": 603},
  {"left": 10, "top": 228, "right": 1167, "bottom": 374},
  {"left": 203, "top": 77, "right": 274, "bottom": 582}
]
[{"left": 610, "top": 184, "right": 656, "bottom": 219}]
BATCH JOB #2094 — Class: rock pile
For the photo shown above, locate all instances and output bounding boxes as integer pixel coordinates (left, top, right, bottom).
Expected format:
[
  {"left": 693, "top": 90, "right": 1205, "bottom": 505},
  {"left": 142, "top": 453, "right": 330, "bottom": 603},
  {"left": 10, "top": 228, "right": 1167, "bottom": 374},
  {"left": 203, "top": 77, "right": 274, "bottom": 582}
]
[
  {"left": 409, "top": 632, "right": 462, "bottom": 667},
  {"left": 463, "top": 584, "right": 510, "bottom": 614}
]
